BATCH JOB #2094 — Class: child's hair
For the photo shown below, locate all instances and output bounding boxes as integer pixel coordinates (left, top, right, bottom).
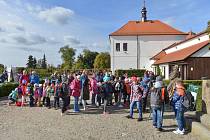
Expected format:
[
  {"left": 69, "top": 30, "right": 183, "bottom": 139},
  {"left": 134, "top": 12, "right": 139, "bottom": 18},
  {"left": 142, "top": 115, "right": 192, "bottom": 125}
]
[{"left": 176, "top": 80, "right": 184, "bottom": 87}]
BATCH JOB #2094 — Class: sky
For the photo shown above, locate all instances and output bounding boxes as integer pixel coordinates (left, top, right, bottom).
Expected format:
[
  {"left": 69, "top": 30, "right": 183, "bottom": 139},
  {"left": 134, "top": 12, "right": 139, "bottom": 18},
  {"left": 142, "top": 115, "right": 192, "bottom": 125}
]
[{"left": 0, "top": 0, "right": 210, "bottom": 67}]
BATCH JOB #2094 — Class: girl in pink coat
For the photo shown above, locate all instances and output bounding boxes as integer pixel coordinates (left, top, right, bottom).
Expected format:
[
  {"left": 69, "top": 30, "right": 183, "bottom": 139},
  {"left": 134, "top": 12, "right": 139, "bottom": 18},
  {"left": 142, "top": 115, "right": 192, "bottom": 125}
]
[
  {"left": 70, "top": 75, "right": 81, "bottom": 112},
  {"left": 90, "top": 76, "right": 98, "bottom": 105}
]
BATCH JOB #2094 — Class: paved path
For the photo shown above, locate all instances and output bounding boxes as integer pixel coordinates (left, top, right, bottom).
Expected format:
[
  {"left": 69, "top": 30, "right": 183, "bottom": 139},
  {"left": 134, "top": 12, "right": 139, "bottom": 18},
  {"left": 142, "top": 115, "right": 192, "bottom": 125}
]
[{"left": 0, "top": 99, "right": 199, "bottom": 140}]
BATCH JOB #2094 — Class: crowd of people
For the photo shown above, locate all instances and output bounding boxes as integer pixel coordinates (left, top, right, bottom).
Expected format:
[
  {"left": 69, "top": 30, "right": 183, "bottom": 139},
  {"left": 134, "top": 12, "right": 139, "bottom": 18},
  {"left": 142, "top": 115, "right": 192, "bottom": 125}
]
[{"left": 7, "top": 69, "right": 187, "bottom": 135}]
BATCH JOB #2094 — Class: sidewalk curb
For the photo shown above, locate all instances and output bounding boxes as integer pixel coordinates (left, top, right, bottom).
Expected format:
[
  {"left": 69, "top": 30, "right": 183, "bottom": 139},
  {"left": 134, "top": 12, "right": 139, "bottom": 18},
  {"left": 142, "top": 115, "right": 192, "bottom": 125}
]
[{"left": 191, "top": 121, "right": 210, "bottom": 140}]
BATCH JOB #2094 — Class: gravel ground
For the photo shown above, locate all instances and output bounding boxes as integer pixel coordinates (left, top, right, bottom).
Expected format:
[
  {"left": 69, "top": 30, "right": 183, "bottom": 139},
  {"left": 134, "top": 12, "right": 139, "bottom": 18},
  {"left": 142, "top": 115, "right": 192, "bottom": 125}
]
[{"left": 0, "top": 99, "right": 199, "bottom": 140}]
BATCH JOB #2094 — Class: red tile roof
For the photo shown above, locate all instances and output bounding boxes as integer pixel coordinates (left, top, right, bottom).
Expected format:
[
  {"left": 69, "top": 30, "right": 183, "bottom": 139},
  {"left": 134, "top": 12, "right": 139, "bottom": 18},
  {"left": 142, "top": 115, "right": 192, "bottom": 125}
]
[
  {"left": 110, "top": 20, "right": 188, "bottom": 36},
  {"left": 154, "top": 40, "right": 210, "bottom": 65}
]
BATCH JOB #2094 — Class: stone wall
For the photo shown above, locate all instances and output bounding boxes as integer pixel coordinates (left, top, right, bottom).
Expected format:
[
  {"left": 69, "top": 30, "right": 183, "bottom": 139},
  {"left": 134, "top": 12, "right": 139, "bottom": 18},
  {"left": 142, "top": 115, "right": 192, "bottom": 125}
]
[{"left": 202, "top": 80, "right": 210, "bottom": 114}]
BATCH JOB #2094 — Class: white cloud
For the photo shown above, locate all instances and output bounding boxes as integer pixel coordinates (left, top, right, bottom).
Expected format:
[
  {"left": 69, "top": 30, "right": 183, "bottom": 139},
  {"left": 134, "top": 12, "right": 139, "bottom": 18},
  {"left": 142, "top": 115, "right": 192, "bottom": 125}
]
[
  {"left": 17, "top": 46, "right": 43, "bottom": 52},
  {"left": 38, "top": 7, "right": 74, "bottom": 25},
  {"left": 0, "top": 27, "right": 5, "bottom": 32},
  {"left": 7, "top": 21, "right": 25, "bottom": 31},
  {"left": 25, "top": 3, "right": 42, "bottom": 14},
  {"left": 8, "top": 32, "right": 47, "bottom": 45},
  {"left": 64, "top": 36, "right": 80, "bottom": 45}
]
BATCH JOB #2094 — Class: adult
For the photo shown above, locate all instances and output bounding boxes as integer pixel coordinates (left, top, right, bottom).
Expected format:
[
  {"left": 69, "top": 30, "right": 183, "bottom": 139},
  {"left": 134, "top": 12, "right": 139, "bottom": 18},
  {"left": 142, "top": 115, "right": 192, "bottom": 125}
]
[
  {"left": 30, "top": 71, "right": 40, "bottom": 85},
  {"left": 80, "top": 70, "right": 90, "bottom": 110}
]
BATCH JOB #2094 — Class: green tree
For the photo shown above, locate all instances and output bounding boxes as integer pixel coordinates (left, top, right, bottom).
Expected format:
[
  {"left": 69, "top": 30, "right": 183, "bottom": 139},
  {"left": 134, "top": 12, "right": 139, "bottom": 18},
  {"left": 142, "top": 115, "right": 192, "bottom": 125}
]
[
  {"left": 94, "top": 52, "right": 110, "bottom": 69},
  {"left": 33, "top": 57, "right": 37, "bottom": 69},
  {"left": 59, "top": 45, "right": 76, "bottom": 69},
  {"left": 73, "top": 54, "right": 85, "bottom": 69},
  {"left": 41, "top": 54, "right": 47, "bottom": 69},
  {"left": 27, "top": 55, "right": 34, "bottom": 68},
  {"left": 0, "top": 64, "right": 4, "bottom": 73},
  {"left": 207, "top": 20, "right": 210, "bottom": 34},
  {"left": 82, "top": 49, "right": 99, "bottom": 69}
]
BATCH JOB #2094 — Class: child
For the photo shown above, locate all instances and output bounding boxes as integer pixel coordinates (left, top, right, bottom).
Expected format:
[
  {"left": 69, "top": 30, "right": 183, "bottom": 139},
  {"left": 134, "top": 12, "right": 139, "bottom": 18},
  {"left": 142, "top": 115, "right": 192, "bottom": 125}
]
[
  {"left": 54, "top": 80, "right": 61, "bottom": 109},
  {"left": 90, "top": 75, "right": 98, "bottom": 106},
  {"left": 60, "top": 82, "right": 69, "bottom": 116},
  {"left": 21, "top": 80, "right": 27, "bottom": 107},
  {"left": 150, "top": 76, "right": 168, "bottom": 131},
  {"left": 46, "top": 83, "right": 53, "bottom": 109},
  {"left": 115, "top": 77, "right": 124, "bottom": 107},
  {"left": 38, "top": 84, "right": 43, "bottom": 107},
  {"left": 96, "top": 82, "right": 102, "bottom": 107},
  {"left": 102, "top": 75, "right": 112, "bottom": 114},
  {"left": 124, "top": 78, "right": 131, "bottom": 107},
  {"left": 42, "top": 79, "right": 49, "bottom": 107},
  {"left": 127, "top": 76, "right": 143, "bottom": 121},
  {"left": 70, "top": 75, "right": 81, "bottom": 112},
  {"left": 171, "top": 80, "right": 186, "bottom": 135},
  {"left": 34, "top": 84, "right": 39, "bottom": 106},
  {"left": 8, "top": 88, "right": 18, "bottom": 106},
  {"left": 26, "top": 83, "right": 34, "bottom": 107}
]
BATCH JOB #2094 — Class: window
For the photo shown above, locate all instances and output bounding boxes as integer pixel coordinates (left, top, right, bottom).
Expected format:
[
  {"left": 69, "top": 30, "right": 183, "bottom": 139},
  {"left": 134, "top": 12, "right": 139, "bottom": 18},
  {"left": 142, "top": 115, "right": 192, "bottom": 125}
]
[
  {"left": 123, "top": 43, "right": 128, "bottom": 51},
  {"left": 116, "top": 43, "right": 120, "bottom": 52}
]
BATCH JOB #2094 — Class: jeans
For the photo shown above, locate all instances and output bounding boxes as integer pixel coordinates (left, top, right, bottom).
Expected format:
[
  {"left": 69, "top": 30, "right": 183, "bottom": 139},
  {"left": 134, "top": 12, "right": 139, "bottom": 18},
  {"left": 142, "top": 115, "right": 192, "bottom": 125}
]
[
  {"left": 152, "top": 107, "right": 163, "bottom": 128},
  {"left": 142, "top": 96, "right": 147, "bottom": 112},
  {"left": 54, "top": 96, "right": 60, "bottom": 108},
  {"left": 61, "top": 96, "right": 67, "bottom": 113},
  {"left": 176, "top": 109, "right": 185, "bottom": 131},
  {"left": 74, "top": 96, "right": 79, "bottom": 112},
  {"left": 46, "top": 97, "right": 51, "bottom": 107},
  {"left": 91, "top": 93, "right": 96, "bottom": 105},
  {"left": 130, "top": 100, "right": 142, "bottom": 119},
  {"left": 96, "top": 94, "right": 101, "bottom": 106},
  {"left": 66, "top": 96, "right": 70, "bottom": 108},
  {"left": 118, "top": 91, "right": 123, "bottom": 105}
]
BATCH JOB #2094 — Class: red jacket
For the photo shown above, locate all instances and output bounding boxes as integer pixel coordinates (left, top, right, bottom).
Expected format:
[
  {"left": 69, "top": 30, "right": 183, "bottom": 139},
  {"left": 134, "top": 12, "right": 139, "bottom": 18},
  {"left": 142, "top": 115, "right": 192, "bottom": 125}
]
[{"left": 70, "top": 79, "right": 81, "bottom": 97}]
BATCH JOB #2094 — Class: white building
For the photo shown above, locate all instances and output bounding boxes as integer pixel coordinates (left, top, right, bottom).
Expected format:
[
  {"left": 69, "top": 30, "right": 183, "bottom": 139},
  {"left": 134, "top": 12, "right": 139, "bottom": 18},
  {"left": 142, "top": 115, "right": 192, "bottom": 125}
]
[
  {"left": 109, "top": 3, "right": 188, "bottom": 73},
  {"left": 151, "top": 31, "right": 210, "bottom": 80}
]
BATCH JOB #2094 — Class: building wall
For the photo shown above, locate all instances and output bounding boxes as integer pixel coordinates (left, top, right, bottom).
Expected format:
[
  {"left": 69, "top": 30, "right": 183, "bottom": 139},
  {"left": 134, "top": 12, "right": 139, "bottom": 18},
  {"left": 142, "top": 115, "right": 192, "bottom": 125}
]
[
  {"left": 110, "top": 35, "right": 186, "bottom": 73},
  {"left": 165, "top": 33, "right": 209, "bottom": 54},
  {"left": 186, "top": 57, "right": 210, "bottom": 80}
]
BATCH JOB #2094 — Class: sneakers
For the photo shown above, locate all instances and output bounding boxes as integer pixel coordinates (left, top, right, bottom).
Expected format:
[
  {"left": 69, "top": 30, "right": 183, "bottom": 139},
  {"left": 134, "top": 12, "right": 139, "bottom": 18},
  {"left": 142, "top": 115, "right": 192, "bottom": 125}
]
[{"left": 173, "top": 129, "right": 185, "bottom": 135}]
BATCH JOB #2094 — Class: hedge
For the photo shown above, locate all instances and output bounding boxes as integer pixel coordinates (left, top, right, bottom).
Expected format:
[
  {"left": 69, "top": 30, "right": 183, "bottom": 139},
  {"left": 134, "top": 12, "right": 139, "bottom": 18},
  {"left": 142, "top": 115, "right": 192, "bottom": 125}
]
[
  {"left": 0, "top": 82, "right": 19, "bottom": 97},
  {"left": 196, "top": 87, "right": 202, "bottom": 112},
  {"left": 115, "top": 69, "right": 146, "bottom": 77}
]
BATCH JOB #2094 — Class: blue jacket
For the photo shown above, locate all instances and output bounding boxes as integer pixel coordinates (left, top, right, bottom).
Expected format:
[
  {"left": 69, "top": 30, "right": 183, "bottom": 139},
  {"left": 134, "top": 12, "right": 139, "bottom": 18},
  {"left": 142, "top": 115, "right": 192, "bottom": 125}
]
[
  {"left": 172, "top": 90, "right": 183, "bottom": 111},
  {"left": 30, "top": 74, "right": 40, "bottom": 84}
]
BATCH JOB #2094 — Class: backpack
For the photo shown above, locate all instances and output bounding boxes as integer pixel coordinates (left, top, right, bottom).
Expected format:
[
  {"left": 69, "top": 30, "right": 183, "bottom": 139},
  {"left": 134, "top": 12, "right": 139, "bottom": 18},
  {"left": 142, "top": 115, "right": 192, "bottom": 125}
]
[
  {"left": 161, "top": 87, "right": 169, "bottom": 104},
  {"left": 181, "top": 91, "right": 194, "bottom": 111},
  {"left": 150, "top": 88, "right": 162, "bottom": 108}
]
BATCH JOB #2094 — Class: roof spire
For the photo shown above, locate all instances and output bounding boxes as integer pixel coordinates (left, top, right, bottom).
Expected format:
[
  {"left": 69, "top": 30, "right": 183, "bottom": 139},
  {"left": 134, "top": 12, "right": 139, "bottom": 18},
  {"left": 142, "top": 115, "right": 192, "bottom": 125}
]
[{"left": 141, "top": 0, "right": 147, "bottom": 22}]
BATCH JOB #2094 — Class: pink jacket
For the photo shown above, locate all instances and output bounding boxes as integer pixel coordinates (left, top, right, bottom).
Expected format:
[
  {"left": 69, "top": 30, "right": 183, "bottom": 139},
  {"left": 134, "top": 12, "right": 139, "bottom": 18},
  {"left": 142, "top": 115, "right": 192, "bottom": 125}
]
[
  {"left": 70, "top": 79, "right": 81, "bottom": 97},
  {"left": 90, "top": 78, "right": 98, "bottom": 94}
]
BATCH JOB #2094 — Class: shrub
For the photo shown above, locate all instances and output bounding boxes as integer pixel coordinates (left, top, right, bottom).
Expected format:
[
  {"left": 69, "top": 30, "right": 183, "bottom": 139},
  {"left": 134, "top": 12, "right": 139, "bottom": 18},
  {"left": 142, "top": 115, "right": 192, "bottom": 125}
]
[
  {"left": 0, "top": 82, "right": 19, "bottom": 97},
  {"left": 115, "top": 69, "right": 146, "bottom": 77}
]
